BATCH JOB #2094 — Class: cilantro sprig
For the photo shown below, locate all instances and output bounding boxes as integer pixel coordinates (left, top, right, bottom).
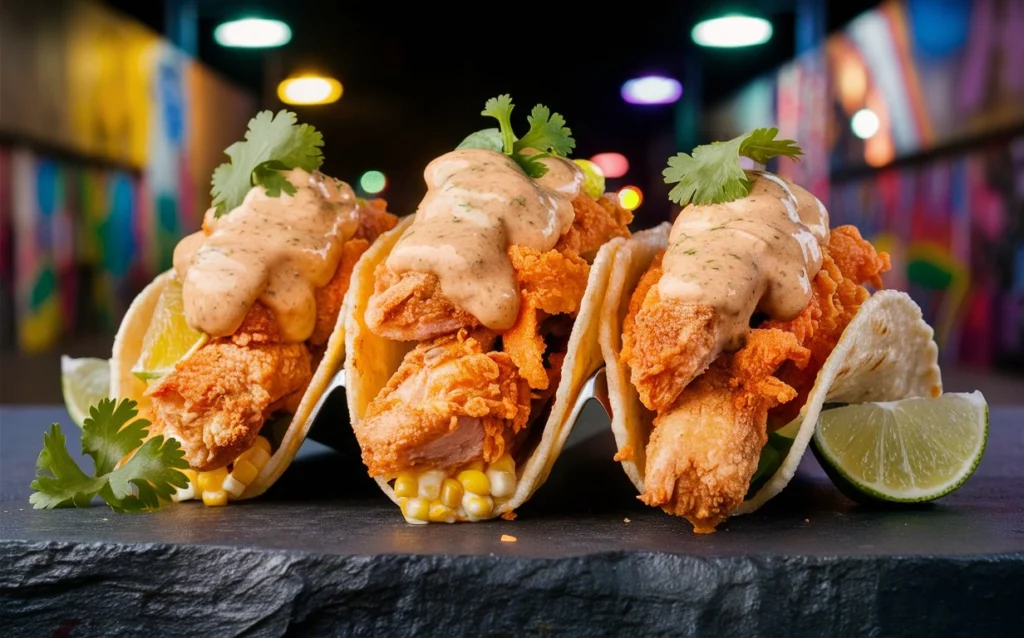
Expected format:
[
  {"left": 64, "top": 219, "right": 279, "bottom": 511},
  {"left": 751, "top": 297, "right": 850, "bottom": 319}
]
[
  {"left": 210, "top": 110, "right": 325, "bottom": 217},
  {"left": 457, "top": 94, "right": 575, "bottom": 178},
  {"left": 30, "top": 398, "right": 189, "bottom": 512},
  {"left": 663, "top": 127, "right": 803, "bottom": 207}
]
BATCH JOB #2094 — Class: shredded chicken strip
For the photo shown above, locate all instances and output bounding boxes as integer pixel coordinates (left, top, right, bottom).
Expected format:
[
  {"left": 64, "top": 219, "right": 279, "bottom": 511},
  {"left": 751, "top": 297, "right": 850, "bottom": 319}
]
[
  {"left": 354, "top": 328, "right": 531, "bottom": 477},
  {"left": 555, "top": 193, "right": 633, "bottom": 258}
]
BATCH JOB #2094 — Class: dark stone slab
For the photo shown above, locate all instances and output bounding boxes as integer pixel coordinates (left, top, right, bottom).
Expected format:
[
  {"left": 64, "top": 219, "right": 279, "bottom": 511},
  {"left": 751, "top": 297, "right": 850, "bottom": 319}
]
[{"left": 2, "top": 402, "right": 1023, "bottom": 637}]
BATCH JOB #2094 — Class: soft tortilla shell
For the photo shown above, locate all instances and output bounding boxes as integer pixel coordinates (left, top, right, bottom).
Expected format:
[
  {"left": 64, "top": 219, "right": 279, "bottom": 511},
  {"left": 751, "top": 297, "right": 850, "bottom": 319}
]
[
  {"left": 109, "top": 261, "right": 357, "bottom": 499},
  {"left": 599, "top": 230, "right": 944, "bottom": 516},
  {"left": 345, "top": 217, "right": 624, "bottom": 518}
]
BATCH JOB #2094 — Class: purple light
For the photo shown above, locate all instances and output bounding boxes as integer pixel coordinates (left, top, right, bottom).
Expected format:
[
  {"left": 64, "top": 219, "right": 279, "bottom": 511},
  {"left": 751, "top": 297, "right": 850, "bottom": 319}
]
[{"left": 621, "top": 75, "right": 682, "bottom": 105}]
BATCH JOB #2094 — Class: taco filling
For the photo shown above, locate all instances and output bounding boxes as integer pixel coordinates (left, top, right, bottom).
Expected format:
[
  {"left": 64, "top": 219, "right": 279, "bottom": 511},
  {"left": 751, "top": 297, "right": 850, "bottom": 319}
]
[
  {"left": 126, "top": 111, "right": 397, "bottom": 505},
  {"left": 618, "top": 131, "right": 890, "bottom": 533},
  {"left": 351, "top": 95, "right": 632, "bottom": 523}
]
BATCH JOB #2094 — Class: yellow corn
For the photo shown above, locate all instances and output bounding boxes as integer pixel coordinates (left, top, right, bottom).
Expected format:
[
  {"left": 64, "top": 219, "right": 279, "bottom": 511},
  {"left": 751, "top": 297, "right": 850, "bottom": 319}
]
[
  {"left": 181, "top": 469, "right": 199, "bottom": 486},
  {"left": 466, "top": 460, "right": 486, "bottom": 472},
  {"left": 457, "top": 469, "right": 490, "bottom": 496},
  {"left": 440, "top": 479, "right": 463, "bottom": 509},
  {"left": 252, "top": 436, "right": 272, "bottom": 455},
  {"left": 418, "top": 470, "right": 445, "bottom": 500},
  {"left": 463, "top": 493, "right": 493, "bottom": 519},
  {"left": 394, "top": 472, "right": 418, "bottom": 498},
  {"left": 202, "top": 491, "right": 228, "bottom": 506},
  {"left": 197, "top": 467, "right": 228, "bottom": 493},
  {"left": 402, "top": 497, "right": 429, "bottom": 521},
  {"left": 429, "top": 503, "right": 455, "bottom": 523},
  {"left": 487, "top": 469, "right": 516, "bottom": 499},
  {"left": 489, "top": 455, "right": 515, "bottom": 474},
  {"left": 230, "top": 459, "right": 259, "bottom": 487},
  {"left": 248, "top": 447, "right": 272, "bottom": 470}
]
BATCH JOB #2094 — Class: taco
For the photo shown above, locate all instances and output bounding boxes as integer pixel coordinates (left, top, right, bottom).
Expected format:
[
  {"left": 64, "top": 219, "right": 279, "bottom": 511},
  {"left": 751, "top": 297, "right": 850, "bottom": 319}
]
[
  {"left": 110, "top": 110, "right": 398, "bottom": 505},
  {"left": 345, "top": 95, "right": 633, "bottom": 523},
  {"left": 599, "top": 129, "right": 942, "bottom": 533}
]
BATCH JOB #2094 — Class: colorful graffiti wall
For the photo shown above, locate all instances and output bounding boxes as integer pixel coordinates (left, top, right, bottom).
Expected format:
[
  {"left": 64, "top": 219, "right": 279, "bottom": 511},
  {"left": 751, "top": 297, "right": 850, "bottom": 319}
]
[
  {"left": 704, "top": 0, "right": 1024, "bottom": 371},
  {"left": 0, "top": 0, "right": 256, "bottom": 353}
]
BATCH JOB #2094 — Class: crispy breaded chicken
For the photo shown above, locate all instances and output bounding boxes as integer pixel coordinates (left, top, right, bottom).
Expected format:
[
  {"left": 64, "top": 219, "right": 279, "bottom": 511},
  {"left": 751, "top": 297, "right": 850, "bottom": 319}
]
[
  {"left": 149, "top": 198, "right": 398, "bottom": 471},
  {"left": 624, "top": 225, "right": 890, "bottom": 533},
  {"left": 147, "top": 304, "right": 312, "bottom": 471},
  {"left": 366, "top": 193, "right": 631, "bottom": 342},
  {"left": 354, "top": 328, "right": 531, "bottom": 477}
]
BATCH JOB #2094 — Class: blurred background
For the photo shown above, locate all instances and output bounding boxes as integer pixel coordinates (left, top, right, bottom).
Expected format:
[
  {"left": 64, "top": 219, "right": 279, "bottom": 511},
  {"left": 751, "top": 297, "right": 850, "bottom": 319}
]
[{"left": 0, "top": 0, "right": 1021, "bottom": 403}]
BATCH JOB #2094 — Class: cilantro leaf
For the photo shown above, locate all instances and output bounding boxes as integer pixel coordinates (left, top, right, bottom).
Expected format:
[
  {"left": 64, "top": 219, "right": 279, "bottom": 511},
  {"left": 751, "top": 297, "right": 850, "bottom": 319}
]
[
  {"left": 456, "top": 128, "right": 504, "bottom": 153},
  {"left": 81, "top": 397, "right": 148, "bottom": 475},
  {"left": 513, "top": 105, "right": 575, "bottom": 157},
  {"left": 210, "top": 110, "right": 325, "bottom": 217},
  {"left": 29, "top": 398, "right": 189, "bottom": 513},
  {"left": 107, "top": 435, "right": 189, "bottom": 511},
  {"left": 460, "top": 95, "right": 576, "bottom": 179},
  {"left": 29, "top": 424, "right": 108, "bottom": 509},
  {"left": 481, "top": 95, "right": 516, "bottom": 154},
  {"left": 663, "top": 127, "right": 803, "bottom": 206}
]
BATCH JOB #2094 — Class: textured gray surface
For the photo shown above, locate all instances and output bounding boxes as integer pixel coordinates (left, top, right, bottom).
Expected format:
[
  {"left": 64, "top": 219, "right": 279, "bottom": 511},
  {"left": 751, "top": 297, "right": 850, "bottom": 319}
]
[{"left": 2, "top": 404, "right": 1023, "bottom": 636}]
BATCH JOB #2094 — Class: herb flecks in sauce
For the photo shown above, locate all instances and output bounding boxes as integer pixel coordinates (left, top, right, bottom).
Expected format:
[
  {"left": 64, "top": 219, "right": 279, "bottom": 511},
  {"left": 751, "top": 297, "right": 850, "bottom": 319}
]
[
  {"left": 174, "top": 169, "right": 358, "bottom": 341},
  {"left": 386, "top": 148, "right": 583, "bottom": 331},
  {"left": 659, "top": 171, "right": 829, "bottom": 352}
]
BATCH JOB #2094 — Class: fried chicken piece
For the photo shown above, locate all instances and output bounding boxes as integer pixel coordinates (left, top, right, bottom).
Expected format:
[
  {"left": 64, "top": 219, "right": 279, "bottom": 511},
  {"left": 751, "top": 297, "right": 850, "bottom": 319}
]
[
  {"left": 366, "top": 192, "right": 626, "bottom": 341},
  {"left": 147, "top": 304, "right": 312, "bottom": 471},
  {"left": 310, "top": 199, "right": 398, "bottom": 345},
  {"left": 502, "top": 246, "right": 590, "bottom": 390},
  {"left": 555, "top": 193, "right": 633, "bottom": 258},
  {"left": 354, "top": 328, "right": 531, "bottom": 477},
  {"left": 641, "top": 329, "right": 809, "bottom": 533},
  {"left": 621, "top": 252, "right": 719, "bottom": 413}
]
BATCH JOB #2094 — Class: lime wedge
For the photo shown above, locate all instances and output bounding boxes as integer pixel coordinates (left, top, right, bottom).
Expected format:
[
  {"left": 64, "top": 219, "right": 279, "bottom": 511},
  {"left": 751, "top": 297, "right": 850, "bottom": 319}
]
[
  {"left": 61, "top": 356, "right": 111, "bottom": 427},
  {"left": 811, "top": 392, "right": 988, "bottom": 504},
  {"left": 131, "top": 276, "right": 208, "bottom": 381},
  {"left": 573, "top": 158, "right": 606, "bottom": 199}
]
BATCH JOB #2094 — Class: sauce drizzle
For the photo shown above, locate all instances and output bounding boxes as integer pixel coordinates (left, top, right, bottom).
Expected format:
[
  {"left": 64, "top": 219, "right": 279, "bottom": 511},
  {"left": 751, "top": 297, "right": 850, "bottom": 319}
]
[
  {"left": 658, "top": 171, "right": 830, "bottom": 351},
  {"left": 173, "top": 169, "right": 359, "bottom": 342},
  {"left": 386, "top": 148, "right": 583, "bottom": 330}
]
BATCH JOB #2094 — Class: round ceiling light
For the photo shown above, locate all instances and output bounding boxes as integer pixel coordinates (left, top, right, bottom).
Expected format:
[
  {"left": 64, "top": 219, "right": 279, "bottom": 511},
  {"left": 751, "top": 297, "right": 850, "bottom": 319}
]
[
  {"left": 621, "top": 76, "right": 682, "bottom": 105},
  {"left": 851, "top": 108, "right": 881, "bottom": 139},
  {"left": 277, "top": 75, "right": 343, "bottom": 105},
  {"left": 360, "top": 170, "right": 387, "bottom": 194},
  {"left": 589, "top": 153, "right": 629, "bottom": 179},
  {"left": 214, "top": 18, "right": 292, "bottom": 48},
  {"left": 691, "top": 15, "right": 773, "bottom": 48}
]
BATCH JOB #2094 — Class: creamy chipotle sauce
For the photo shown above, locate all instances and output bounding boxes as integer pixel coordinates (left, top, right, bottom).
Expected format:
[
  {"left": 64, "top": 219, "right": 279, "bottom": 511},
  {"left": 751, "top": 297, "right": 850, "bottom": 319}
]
[
  {"left": 386, "top": 148, "right": 583, "bottom": 330},
  {"left": 173, "top": 169, "right": 359, "bottom": 342},
  {"left": 659, "top": 171, "right": 830, "bottom": 351}
]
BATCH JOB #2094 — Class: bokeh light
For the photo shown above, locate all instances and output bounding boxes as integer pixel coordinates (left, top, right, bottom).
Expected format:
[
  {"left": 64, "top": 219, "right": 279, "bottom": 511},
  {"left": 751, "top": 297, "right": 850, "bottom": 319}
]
[
  {"left": 617, "top": 185, "right": 643, "bottom": 211},
  {"left": 589, "top": 152, "right": 629, "bottom": 179},
  {"left": 621, "top": 76, "right": 682, "bottom": 105},
  {"left": 851, "top": 108, "right": 880, "bottom": 139},
  {"left": 277, "top": 75, "right": 343, "bottom": 105},
  {"left": 214, "top": 18, "right": 292, "bottom": 48},
  {"left": 360, "top": 170, "right": 387, "bottom": 194},
  {"left": 691, "top": 15, "right": 773, "bottom": 48}
]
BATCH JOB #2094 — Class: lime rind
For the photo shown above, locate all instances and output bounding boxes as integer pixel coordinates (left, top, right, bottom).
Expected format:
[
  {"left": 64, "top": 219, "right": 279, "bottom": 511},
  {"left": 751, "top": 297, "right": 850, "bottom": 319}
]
[
  {"left": 811, "top": 392, "right": 988, "bottom": 504},
  {"left": 61, "top": 355, "right": 112, "bottom": 428}
]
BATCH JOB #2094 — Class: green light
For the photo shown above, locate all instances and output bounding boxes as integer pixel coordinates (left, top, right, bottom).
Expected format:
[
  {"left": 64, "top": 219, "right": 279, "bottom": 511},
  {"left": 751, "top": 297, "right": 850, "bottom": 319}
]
[{"left": 360, "top": 170, "right": 386, "bottom": 194}]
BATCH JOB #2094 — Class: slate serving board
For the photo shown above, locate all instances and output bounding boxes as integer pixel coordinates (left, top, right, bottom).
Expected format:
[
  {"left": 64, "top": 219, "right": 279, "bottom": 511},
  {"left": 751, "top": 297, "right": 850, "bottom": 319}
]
[{"left": 2, "top": 403, "right": 1022, "bottom": 637}]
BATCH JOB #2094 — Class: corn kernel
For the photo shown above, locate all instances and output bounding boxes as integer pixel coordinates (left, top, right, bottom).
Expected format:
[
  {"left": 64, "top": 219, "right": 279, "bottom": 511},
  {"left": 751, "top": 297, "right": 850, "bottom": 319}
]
[
  {"left": 489, "top": 455, "right": 515, "bottom": 474},
  {"left": 487, "top": 469, "right": 516, "bottom": 499},
  {"left": 457, "top": 469, "right": 490, "bottom": 496},
  {"left": 466, "top": 460, "right": 486, "bottom": 472},
  {"left": 222, "top": 475, "right": 245, "bottom": 498},
  {"left": 181, "top": 469, "right": 199, "bottom": 485},
  {"left": 429, "top": 503, "right": 456, "bottom": 523},
  {"left": 394, "top": 472, "right": 418, "bottom": 498},
  {"left": 171, "top": 483, "right": 195, "bottom": 503},
  {"left": 440, "top": 479, "right": 464, "bottom": 509},
  {"left": 230, "top": 459, "right": 259, "bottom": 487},
  {"left": 196, "top": 467, "right": 228, "bottom": 493},
  {"left": 418, "top": 470, "right": 445, "bottom": 500},
  {"left": 247, "top": 447, "right": 272, "bottom": 470},
  {"left": 462, "top": 493, "right": 493, "bottom": 520},
  {"left": 202, "top": 490, "right": 228, "bottom": 506},
  {"left": 252, "top": 436, "right": 272, "bottom": 455},
  {"left": 402, "top": 497, "right": 429, "bottom": 521}
]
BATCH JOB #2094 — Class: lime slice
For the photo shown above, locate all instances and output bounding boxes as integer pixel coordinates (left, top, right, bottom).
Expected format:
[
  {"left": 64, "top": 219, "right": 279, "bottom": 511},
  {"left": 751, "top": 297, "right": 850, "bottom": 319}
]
[
  {"left": 131, "top": 276, "right": 208, "bottom": 381},
  {"left": 573, "top": 159, "right": 606, "bottom": 199},
  {"left": 811, "top": 392, "right": 988, "bottom": 504},
  {"left": 61, "top": 356, "right": 111, "bottom": 427}
]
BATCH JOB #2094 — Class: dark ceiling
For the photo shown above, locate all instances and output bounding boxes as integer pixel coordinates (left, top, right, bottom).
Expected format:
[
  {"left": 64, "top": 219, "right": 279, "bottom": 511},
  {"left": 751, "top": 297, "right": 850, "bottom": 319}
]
[{"left": 103, "top": 0, "right": 883, "bottom": 219}]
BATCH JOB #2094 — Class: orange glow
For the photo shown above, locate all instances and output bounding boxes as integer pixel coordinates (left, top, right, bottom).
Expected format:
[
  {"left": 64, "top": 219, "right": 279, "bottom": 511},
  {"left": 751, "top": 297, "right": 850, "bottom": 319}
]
[{"left": 617, "top": 185, "right": 642, "bottom": 210}]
